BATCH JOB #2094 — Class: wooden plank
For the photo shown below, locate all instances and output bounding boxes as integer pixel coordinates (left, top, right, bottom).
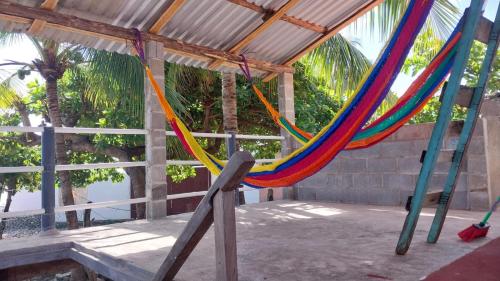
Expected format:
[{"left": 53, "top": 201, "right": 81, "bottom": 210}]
[
  {"left": 214, "top": 190, "right": 238, "bottom": 281},
  {"left": 208, "top": 0, "right": 300, "bottom": 70},
  {"left": 27, "top": 0, "right": 59, "bottom": 34},
  {"left": 149, "top": 0, "right": 186, "bottom": 34},
  {"left": 262, "top": 0, "right": 382, "bottom": 81},
  {"left": 0, "top": 2, "right": 293, "bottom": 74},
  {"left": 152, "top": 151, "right": 255, "bottom": 281},
  {"left": 427, "top": 5, "right": 500, "bottom": 244},
  {"left": 395, "top": 0, "right": 485, "bottom": 256},
  {"left": 406, "top": 191, "right": 443, "bottom": 211},
  {"left": 475, "top": 16, "right": 493, "bottom": 44},
  {"left": 226, "top": 0, "right": 327, "bottom": 33}
]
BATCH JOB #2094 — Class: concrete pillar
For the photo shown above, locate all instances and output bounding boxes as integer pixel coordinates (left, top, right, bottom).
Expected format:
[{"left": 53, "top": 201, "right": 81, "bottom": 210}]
[
  {"left": 145, "top": 41, "right": 167, "bottom": 219},
  {"left": 481, "top": 98, "right": 500, "bottom": 207},
  {"left": 278, "top": 72, "right": 296, "bottom": 200}
]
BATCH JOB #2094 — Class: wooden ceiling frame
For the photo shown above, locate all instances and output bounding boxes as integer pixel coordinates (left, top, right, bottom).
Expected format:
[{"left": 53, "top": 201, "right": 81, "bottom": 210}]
[
  {"left": 0, "top": 1, "right": 293, "bottom": 74},
  {"left": 149, "top": 0, "right": 186, "bottom": 34},
  {"left": 262, "top": 0, "right": 384, "bottom": 82},
  {"left": 207, "top": 0, "right": 301, "bottom": 70},
  {"left": 226, "top": 0, "right": 327, "bottom": 34},
  {"left": 27, "top": 0, "right": 59, "bottom": 34}
]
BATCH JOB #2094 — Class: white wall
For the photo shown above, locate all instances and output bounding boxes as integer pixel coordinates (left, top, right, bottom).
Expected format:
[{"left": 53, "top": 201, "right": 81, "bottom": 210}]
[{"left": 1, "top": 176, "right": 131, "bottom": 222}]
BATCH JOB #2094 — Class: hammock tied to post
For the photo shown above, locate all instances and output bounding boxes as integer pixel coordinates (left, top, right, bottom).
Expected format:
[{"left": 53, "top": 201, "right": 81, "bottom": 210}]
[
  {"left": 240, "top": 15, "right": 464, "bottom": 149},
  {"left": 133, "top": 0, "right": 458, "bottom": 188}
]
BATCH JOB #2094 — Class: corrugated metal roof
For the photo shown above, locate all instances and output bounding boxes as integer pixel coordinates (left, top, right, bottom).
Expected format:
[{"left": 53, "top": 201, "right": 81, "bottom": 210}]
[{"left": 0, "top": 0, "right": 372, "bottom": 74}]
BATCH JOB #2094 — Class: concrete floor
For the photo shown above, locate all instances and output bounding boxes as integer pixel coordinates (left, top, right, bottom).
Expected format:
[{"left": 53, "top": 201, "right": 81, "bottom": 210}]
[{"left": 1, "top": 200, "right": 499, "bottom": 281}]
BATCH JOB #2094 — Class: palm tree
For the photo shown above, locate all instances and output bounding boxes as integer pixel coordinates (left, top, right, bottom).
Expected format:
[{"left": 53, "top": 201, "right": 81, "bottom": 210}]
[{"left": 0, "top": 36, "right": 85, "bottom": 228}]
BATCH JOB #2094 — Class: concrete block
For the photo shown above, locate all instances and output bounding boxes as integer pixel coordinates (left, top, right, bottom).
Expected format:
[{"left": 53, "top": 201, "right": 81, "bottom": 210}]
[
  {"left": 367, "top": 158, "right": 396, "bottom": 172},
  {"left": 468, "top": 174, "right": 488, "bottom": 192},
  {"left": 383, "top": 174, "right": 415, "bottom": 190},
  {"left": 467, "top": 138, "right": 485, "bottom": 155},
  {"left": 379, "top": 142, "right": 415, "bottom": 158},
  {"left": 395, "top": 124, "right": 433, "bottom": 140},
  {"left": 300, "top": 174, "right": 328, "bottom": 188},
  {"left": 449, "top": 191, "right": 468, "bottom": 210},
  {"left": 151, "top": 131, "right": 166, "bottom": 147},
  {"left": 151, "top": 148, "right": 167, "bottom": 165},
  {"left": 315, "top": 187, "right": 338, "bottom": 202},
  {"left": 397, "top": 157, "right": 421, "bottom": 174},
  {"left": 469, "top": 191, "right": 490, "bottom": 211},
  {"left": 152, "top": 183, "right": 168, "bottom": 199},
  {"left": 379, "top": 189, "right": 402, "bottom": 206},
  {"left": 151, "top": 165, "right": 167, "bottom": 183},
  {"left": 353, "top": 174, "right": 382, "bottom": 189},
  {"left": 336, "top": 159, "right": 366, "bottom": 173},
  {"left": 328, "top": 175, "right": 353, "bottom": 189},
  {"left": 413, "top": 140, "right": 429, "bottom": 152},
  {"left": 349, "top": 145, "right": 381, "bottom": 159},
  {"left": 297, "top": 187, "right": 317, "bottom": 201},
  {"left": 467, "top": 156, "right": 487, "bottom": 174}
]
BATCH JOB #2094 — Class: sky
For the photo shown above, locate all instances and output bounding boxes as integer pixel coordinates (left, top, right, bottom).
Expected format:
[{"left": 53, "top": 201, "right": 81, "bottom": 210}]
[{"left": 0, "top": 0, "right": 498, "bottom": 99}]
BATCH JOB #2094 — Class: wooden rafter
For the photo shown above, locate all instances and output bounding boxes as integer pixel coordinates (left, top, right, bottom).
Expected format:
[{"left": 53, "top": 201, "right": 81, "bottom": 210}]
[
  {"left": 263, "top": 0, "right": 384, "bottom": 81},
  {"left": 27, "top": 0, "right": 59, "bottom": 34},
  {"left": 149, "top": 0, "right": 186, "bottom": 34},
  {"left": 0, "top": 2, "right": 293, "bottom": 74},
  {"left": 226, "top": 0, "right": 327, "bottom": 33},
  {"left": 208, "top": 0, "right": 301, "bottom": 70}
]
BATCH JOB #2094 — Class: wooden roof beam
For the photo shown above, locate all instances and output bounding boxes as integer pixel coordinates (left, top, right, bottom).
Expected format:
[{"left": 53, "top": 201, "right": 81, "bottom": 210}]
[
  {"left": 149, "top": 0, "right": 186, "bottom": 34},
  {"left": 0, "top": 2, "right": 293, "bottom": 74},
  {"left": 262, "top": 0, "right": 383, "bottom": 82},
  {"left": 208, "top": 0, "right": 301, "bottom": 70},
  {"left": 226, "top": 0, "right": 327, "bottom": 33},
  {"left": 27, "top": 0, "right": 59, "bottom": 34}
]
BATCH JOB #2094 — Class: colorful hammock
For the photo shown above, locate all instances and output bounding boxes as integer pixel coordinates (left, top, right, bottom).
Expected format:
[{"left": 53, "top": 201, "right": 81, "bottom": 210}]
[
  {"left": 243, "top": 19, "right": 463, "bottom": 149},
  {"left": 135, "top": 0, "right": 436, "bottom": 188}
]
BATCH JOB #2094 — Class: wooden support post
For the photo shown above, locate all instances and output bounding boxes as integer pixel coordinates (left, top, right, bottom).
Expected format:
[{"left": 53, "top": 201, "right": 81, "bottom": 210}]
[
  {"left": 427, "top": 4, "right": 500, "bottom": 244},
  {"left": 152, "top": 152, "right": 255, "bottom": 281},
  {"left": 278, "top": 72, "right": 296, "bottom": 200},
  {"left": 395, "top": 0, "right": 485, "bottom": 255},
  {"left": 214, "top": 189, "right": 238, "bottom": 281},
  {"left": 145, "top": 41, "right": 168, "bottom": 220}
]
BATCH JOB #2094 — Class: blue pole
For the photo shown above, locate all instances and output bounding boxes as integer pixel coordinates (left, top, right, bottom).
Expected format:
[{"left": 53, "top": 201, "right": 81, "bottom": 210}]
[
  {"left": 428, "top": 3, "right": 500, "bottom": 243},
  {"left": 395, "top": 0, "right": 485, "bottom": 255},
  {"left": 41, "top": 126, "right": 56, "bottom": 233},
  {"left": 226, "top": 132, "right": 240, "bottom": 206}
]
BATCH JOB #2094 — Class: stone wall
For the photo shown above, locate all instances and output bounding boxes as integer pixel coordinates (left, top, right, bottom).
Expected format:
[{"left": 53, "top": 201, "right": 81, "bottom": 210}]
[{"left": 296, "top": 119, "right": 490, "bottom": 210}]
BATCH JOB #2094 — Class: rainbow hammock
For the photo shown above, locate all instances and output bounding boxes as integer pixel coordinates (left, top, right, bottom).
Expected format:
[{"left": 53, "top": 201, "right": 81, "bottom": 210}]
[
  {"left": 244, "top": 16, "right": 464, "bottom": 149},
  {"left": 135, "top": 0, "right": 437, "bottom": 188}
]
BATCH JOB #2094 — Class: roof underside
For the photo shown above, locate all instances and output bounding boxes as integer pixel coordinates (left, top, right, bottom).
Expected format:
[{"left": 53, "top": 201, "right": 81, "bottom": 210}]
[{"left": 0, "top": 0, "right": 375, "bottom": 76}]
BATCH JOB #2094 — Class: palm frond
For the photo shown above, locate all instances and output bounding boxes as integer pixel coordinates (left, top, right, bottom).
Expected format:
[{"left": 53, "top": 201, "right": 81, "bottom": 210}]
[{"left": 300, "top": 34, "right": 370, "bottom": 101}]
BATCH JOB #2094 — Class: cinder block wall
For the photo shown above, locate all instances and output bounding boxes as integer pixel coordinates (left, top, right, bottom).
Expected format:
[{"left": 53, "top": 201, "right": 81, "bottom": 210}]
[{"left": 296, "top": 120, "right": 489, "bottom": 210}]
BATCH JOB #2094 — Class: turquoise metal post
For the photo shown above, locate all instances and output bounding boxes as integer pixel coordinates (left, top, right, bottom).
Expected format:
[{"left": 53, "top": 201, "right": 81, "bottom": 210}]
[
  {"left": 428, "top": 4, "right": 500, "bottom": 244},
  {"left": 395, "top": 0, "right": 485, "bottom": 255}
]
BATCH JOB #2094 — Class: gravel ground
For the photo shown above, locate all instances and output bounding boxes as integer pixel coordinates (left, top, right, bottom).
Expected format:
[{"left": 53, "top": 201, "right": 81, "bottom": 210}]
[{"left": 1, "top": 216, "right": 131, "bottom": 239}]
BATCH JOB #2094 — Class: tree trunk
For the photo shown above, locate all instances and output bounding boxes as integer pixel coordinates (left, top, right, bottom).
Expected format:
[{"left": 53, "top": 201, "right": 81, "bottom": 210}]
[
  {"left": 0, "top": 179, "right": 16, "bottom": 239},
  {"left": 222, "top": 73, "right": 238, "bottom": 133},
  {"left": 45, "top": 77, "right": 79, "bottom": 229},
  {"left": 125, "top": 167, "right": 146, "bottom": 219},
  {"left": 221, "top": 72, "right": 245, "bottom": 204}
]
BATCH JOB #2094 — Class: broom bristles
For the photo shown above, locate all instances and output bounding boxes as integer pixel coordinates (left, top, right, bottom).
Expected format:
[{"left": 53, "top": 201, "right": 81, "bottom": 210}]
[{"left": 458, "top": 223, "right": 490, "bottom": 242}]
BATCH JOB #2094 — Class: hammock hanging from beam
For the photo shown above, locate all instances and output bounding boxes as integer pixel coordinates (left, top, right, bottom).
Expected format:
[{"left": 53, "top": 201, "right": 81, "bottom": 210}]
[
  {"left": 135, "top": 0, "right": 436, "bottom": 188},
  {"left": 243, "top": 16, "right": 464, "bottom": 149}
]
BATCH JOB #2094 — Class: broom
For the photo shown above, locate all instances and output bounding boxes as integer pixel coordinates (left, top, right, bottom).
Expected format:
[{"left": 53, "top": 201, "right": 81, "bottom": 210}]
[{"left": 458, "top": 196, "right": 500, "bottom": 242}]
